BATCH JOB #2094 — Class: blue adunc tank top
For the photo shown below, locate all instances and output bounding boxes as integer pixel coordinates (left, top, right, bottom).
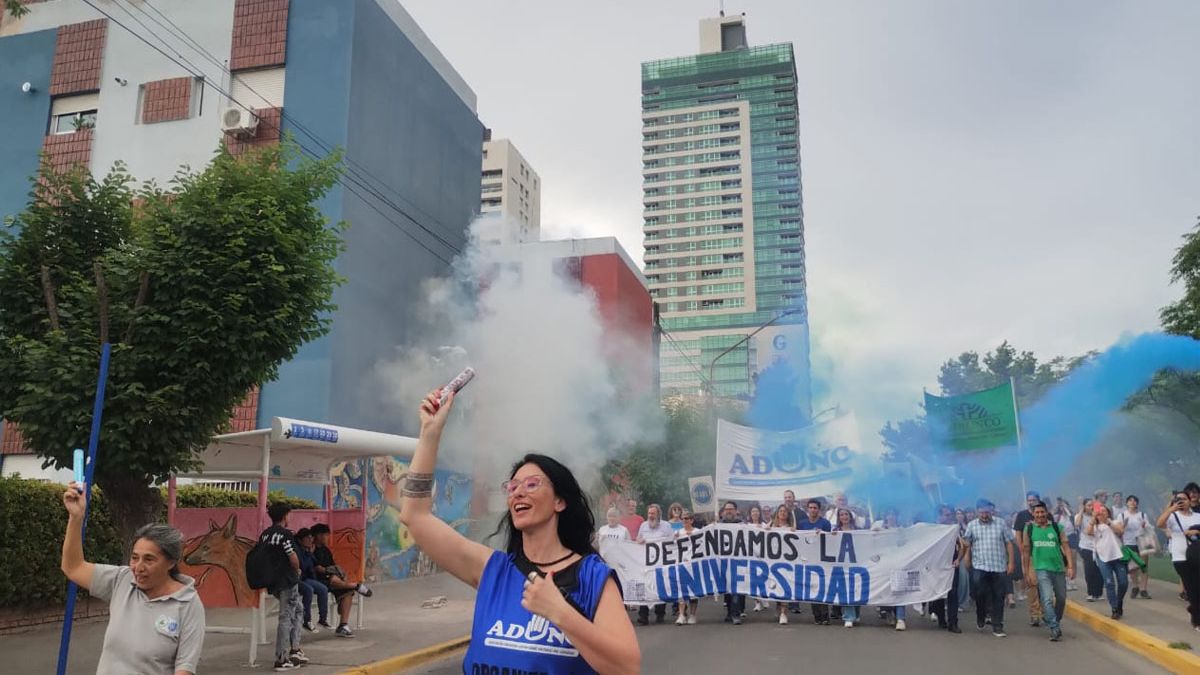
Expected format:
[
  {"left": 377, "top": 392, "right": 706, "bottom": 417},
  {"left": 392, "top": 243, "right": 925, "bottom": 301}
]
[{"left": 464, "top": 551, "right": 614, "bottom": 675}]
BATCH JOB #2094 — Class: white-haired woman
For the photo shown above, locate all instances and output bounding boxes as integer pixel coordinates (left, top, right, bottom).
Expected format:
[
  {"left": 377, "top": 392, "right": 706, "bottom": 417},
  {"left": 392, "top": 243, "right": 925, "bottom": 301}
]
[{"left": 61, "top": 483, "right": 206, "bottom": 674}]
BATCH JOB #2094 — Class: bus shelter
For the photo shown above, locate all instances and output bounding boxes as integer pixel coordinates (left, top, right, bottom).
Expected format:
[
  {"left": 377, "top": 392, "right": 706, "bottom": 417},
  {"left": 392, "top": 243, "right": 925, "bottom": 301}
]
[{"left": 167, "top": 417, "right": 417, "bottom": 666}]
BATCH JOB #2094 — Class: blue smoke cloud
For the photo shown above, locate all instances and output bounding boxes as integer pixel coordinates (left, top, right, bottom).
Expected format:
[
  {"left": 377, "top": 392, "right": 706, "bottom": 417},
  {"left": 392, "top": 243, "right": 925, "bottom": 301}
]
[{"left": 748, "top": 332, "right": 1200, "bottom": 519}]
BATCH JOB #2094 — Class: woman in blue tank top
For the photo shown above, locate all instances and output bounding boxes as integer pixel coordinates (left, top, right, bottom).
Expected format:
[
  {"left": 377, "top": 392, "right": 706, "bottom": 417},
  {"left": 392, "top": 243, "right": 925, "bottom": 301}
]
[{"left": 399, "top": 389, "right": 641, "bottom": 674}]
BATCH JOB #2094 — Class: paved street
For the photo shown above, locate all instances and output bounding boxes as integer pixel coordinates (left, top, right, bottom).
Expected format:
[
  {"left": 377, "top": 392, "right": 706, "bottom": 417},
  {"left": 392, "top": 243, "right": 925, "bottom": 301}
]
[{"left": 416, "top": 597, "right": 1167, "bottom": 674}]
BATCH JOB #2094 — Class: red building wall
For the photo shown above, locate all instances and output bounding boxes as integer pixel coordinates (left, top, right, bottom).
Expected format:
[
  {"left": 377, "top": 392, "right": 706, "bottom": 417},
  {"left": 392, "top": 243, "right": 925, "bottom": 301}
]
[{"left": 578, "top": 253, "right": 655, "bottom": 396}]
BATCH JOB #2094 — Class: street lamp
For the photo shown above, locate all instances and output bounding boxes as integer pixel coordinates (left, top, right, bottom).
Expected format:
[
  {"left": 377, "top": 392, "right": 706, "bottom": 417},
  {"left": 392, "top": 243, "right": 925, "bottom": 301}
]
[{"left": 706, "top": 307, "right": 803, "bottom": 402}]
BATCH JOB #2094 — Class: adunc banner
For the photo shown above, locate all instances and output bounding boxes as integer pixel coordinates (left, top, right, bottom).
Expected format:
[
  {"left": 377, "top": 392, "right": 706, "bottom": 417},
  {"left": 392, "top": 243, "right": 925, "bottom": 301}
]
[
  {"left": 600, "top": 524, "right": 958, "bottom": 607},
  {"left": 715, "top": 413, "right": 863, "bottom": 502},
  {"left": 924, "top": 382, "right": 1019, "bottom": 451}
]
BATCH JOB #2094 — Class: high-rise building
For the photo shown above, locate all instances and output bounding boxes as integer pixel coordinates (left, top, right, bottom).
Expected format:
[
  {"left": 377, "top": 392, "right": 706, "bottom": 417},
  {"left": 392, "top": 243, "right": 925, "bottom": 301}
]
[
  {"left": 478, "top": 133, "right": 541, "bottom": 244},
  {"left": 641, "top": 13, "right": 810, "bottom": 413}
]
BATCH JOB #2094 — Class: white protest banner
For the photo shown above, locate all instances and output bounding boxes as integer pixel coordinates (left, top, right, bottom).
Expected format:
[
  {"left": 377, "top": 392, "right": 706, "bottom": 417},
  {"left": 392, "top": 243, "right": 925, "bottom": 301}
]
[
  {"left": 715, "top": 413, "right": 864, "bottom": 503},
  {"left": 687, "top": 476, "right": 716, "bottom": 514},
  {"left": 600, "top": 523, "right": 957, "bottom": 607}
]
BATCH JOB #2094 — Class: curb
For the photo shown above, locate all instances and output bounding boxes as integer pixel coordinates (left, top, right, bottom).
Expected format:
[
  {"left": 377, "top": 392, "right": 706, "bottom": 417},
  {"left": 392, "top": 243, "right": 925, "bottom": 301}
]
[
  {"left": 1065, "top": 601, "right": 1200, "bottom": 674},
  {"left": 339, "top": 635, "right": 471, "bottom": 675}
]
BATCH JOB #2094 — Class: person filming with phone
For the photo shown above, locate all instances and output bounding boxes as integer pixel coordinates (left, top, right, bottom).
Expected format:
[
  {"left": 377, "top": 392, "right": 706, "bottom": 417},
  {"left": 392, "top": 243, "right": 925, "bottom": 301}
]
[{"left": 1158, "top": 490, "right": 1200, "bottom": 630}]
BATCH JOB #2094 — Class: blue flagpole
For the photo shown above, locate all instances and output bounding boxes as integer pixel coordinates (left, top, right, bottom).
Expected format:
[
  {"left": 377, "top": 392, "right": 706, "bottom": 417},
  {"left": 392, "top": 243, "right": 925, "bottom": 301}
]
[{"left": 56, "top": 342, "right": 111, "bottom": 675}]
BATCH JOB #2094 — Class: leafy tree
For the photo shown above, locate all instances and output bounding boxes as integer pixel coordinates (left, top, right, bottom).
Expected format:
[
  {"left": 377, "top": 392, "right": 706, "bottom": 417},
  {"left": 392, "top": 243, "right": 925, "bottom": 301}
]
[
  {"left": 601, "top": 396, "right": 743, "bottom": 511},
  {"left": 4, "top": 1, "right": 28, "bottom": 19},
  {"left": 1161, "top": 217, "right": 1200, "bottom": 338},
  {"left": 0, "top": 143, "right": 344, "bottom": 548},
  {"left": 1134, "top": 218, "right": 1200, "bottom": 432},
  {"left": 937, "top": 341, "right": 1091, "bottom": 406}
]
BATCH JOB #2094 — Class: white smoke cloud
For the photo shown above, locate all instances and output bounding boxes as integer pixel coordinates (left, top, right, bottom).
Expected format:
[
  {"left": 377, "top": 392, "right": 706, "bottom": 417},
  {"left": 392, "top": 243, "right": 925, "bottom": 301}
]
[{"left": 374, "top": 217, "right": 661, "bottom": 493}]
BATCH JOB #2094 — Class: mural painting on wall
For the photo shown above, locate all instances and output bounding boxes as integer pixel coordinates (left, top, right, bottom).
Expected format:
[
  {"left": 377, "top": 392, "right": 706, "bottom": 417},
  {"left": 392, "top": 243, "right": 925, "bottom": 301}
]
[
  {"left": 330, "top": 459, "right": 366, "bottom": 510},
  {"left": 331, "top": 455, "right": 471, "bottom": 581},
  {"left": 176, "top": 508, "right": 260, "bottom": 608}
]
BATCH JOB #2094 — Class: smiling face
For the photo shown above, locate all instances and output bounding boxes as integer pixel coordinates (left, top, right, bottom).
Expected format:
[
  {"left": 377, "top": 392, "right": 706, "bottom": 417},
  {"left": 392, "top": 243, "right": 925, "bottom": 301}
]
[
  {"left": 506, "top": 462, "right": 563, "bottom": 531},
  {"left": 1033, "top": 504, "right": 1049, "bottom": 525},
  {"left": 130, "top": 538, "right": 175, "bottom": 592},
  {"left": 1126, "top": 496, "right": 1138, "bottom": 511},
  {"left": 773, "top": 508, "right": 791, "bottom": 527},
  {"left": 749, "top": 506, "right": 761, "bottom": 523},
  {"left": 838, "top": 509, "right": 853, "bottom": 528}
]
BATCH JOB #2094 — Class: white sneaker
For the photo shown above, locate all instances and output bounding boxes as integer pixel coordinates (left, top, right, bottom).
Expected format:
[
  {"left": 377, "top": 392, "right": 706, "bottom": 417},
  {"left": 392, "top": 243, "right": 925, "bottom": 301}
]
[
  {"left": 779, "top": 613, "right": 788, "bottom": 625},
  {"left": 895, "top": 620, "right": 907, "bottom": 631},
  {"left": 687, "top": 615, "right": 696, "bottom": 625},
  {"left": 844, "top": 620, "right": 854, "bottom": 628},
  {"left": 753, "top": 600, "right": 764, "bottom": 612}
]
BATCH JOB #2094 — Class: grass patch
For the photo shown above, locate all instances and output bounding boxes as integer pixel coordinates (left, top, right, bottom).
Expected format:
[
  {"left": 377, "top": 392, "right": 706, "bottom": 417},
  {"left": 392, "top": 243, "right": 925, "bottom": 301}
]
[{"left": 1167, "top": 641, "right": 1192, "bottom": 650}]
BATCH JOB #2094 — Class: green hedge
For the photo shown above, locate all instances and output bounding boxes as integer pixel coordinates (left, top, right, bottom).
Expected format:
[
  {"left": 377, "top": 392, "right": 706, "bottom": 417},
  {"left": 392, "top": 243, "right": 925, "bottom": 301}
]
[
  {"left": 0, "top": 478, "right": 318, "bottom": 609},
  {"left": 162, "top": 485, "right": 319, "bottom": 510},
  {"left": 0, "top": 476, "right": 123, "bottom": 608}
]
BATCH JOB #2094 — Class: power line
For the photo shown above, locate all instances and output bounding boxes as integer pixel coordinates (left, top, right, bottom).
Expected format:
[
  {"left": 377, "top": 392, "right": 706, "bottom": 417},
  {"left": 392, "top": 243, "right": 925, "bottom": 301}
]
[
  {"left": 658, "top": 327, "right": 710, "bottom": 387},
  {"left": 78, "top": 0, "right": 461, "bottom": 265},
  {"left": 130, "top": 0, "right": 465, "bottom": 252}
]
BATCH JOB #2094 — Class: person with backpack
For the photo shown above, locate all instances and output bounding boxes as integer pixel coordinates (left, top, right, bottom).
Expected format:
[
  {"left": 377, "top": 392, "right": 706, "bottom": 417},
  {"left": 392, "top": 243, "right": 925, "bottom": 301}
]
[
  {"left": 253, "top": 503, "right": 306, "bottom": 671},
  {"left": 1022, "top": 501, "right": 1074, "bottom": 641}
]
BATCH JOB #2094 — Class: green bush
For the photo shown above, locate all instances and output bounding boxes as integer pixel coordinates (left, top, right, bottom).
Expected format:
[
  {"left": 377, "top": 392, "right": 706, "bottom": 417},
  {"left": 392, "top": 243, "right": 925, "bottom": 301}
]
[
  {"left": 0, "top": 478, "right": 318, "bottom": 609},
  {"left": 0, "top": 476, "right": 124, "bottom": 608},
  {"left": 161, "top": 485, "right": 318, "bottom": 510}
]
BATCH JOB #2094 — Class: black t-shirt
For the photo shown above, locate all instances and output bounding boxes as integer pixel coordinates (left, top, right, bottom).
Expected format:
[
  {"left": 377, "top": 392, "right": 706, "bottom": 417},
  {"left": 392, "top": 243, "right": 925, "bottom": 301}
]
[
  {"left": 1013, "top": 511, "right": 1034, "bottom": 545},
  {"left": 259, "top": 525, "right": 300, "bottom": 590},
  {"left": 313, "top": 544, "right": 337, "bottom": 580}
]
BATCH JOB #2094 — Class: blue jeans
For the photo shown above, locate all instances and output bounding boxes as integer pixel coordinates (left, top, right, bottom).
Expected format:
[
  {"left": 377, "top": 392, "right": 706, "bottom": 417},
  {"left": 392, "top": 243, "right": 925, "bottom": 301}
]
[
  {"left": 298, "top": 578, "right": 329, "bottom": 623},
  {"left": 957, "top": 565, "right": 970, "bottom": 609},
  {"left": 1035, "top": 570, "right": 1067, "bottom": 632},
  {"left": 841, "top": 605, "right": 858, "bottom": 623},
  {"left": 1094, "top": 556, "right": 1129, "bottom": 612}
]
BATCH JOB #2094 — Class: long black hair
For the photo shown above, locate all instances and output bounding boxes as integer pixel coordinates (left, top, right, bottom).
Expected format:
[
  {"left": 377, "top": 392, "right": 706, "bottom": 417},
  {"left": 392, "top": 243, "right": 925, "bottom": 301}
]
[{"left": 491, "top": 453, "right": 598, "bottom": 557}]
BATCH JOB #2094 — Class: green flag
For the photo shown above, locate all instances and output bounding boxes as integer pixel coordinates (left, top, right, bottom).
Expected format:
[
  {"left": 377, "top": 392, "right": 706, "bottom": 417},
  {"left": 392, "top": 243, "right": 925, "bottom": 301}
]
[{"left": 924, "top": 381, "right": 1019, "bottom": 451}]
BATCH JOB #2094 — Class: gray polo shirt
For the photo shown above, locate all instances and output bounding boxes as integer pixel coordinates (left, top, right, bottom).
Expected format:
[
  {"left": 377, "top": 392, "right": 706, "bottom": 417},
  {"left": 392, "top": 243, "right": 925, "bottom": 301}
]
[{"left": 90, "top": 564, "right": 206, "bottom": 674}]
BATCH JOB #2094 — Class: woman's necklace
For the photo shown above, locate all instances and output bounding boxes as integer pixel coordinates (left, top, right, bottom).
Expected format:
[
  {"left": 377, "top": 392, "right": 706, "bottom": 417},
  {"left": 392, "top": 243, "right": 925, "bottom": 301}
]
[{"left": 524, "top": 550, "right": 576, "bottom": 567}]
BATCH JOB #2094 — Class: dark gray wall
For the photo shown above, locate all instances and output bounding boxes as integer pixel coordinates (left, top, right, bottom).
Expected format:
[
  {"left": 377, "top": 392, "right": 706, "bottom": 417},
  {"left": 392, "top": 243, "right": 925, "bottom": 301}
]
[
  {"left": 260, "top": 0, "right": 482, "bottom": 435},
  {"left": 258, "top": 0, "right": 354, "bottom": 425},
  {"left": 0, "top": 29, "right": 56, "bottom": 223}
]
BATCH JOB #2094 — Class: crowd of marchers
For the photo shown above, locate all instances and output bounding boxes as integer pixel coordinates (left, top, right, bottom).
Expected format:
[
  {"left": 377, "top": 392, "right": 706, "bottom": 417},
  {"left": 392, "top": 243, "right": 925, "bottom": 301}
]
[{"left": 598, "top": 483, "right": 1200, "bottom": 642}]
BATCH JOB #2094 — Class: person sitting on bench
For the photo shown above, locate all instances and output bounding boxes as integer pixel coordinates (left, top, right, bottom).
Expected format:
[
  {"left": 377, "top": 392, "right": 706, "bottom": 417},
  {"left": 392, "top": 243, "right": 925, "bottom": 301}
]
[{"left": 308, "top": 524, "right": 373, "bottom": 638}]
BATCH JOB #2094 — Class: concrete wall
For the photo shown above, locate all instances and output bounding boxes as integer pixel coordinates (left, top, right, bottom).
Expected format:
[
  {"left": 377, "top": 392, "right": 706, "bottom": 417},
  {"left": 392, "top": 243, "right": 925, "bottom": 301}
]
[
  {"left": 2, "top": 0, "right": 238, "bottom": 187},
  {"left": 0, "top": 28, "right": 55, "bottom": 222},
  {"left": 257, "top": 0, "right": 483, "bottom": 435},
  {"left": 326, "top": 0, "right": 482, "bottom": 435}
]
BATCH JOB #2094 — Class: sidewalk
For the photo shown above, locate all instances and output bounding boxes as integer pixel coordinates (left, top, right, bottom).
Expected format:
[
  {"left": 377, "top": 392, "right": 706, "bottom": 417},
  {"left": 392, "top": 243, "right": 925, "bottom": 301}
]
[
  {"left": 1067, "top": 577, "right": 1200, "bottom": 674},
  {"left": 0, "top": 573, "right": 476, "bottom": 674}
]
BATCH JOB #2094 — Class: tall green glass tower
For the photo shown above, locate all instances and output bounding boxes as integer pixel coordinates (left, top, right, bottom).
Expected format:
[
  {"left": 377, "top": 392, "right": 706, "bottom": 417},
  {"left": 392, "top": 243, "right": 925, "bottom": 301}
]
[{"left": 642, "top": 14, "right": 810, "bottom": 412}]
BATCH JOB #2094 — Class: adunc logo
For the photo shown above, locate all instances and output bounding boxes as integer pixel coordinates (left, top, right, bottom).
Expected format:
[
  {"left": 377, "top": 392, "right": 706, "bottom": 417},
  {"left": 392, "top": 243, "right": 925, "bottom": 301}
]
[
  {"left": 729, "top": 442, "right": 854, "bottom": 487},
  {"left": 691, "top": 482, "right": 713, "bottom": 506},
  {"left": 484, "top": 616, "right": 579, "bottom": 658}
]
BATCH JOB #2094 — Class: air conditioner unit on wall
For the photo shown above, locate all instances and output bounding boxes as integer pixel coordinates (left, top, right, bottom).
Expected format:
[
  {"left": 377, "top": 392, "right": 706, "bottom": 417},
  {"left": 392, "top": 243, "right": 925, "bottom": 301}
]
[{"left": 221, "top": 107, "right": 258, "bottom": 136}]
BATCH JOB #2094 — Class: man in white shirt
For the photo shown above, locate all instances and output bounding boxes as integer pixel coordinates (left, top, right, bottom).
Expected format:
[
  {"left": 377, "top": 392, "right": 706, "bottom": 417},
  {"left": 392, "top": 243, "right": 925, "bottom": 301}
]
[{"left": 636, "top": 504, "right": 675, "bottom": 625}]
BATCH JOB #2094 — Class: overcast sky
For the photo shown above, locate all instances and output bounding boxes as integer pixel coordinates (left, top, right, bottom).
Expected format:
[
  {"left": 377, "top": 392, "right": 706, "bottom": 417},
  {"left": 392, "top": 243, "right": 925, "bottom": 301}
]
[{"left": 403, "top": 0, "right": 1200, "bottom": 429}]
